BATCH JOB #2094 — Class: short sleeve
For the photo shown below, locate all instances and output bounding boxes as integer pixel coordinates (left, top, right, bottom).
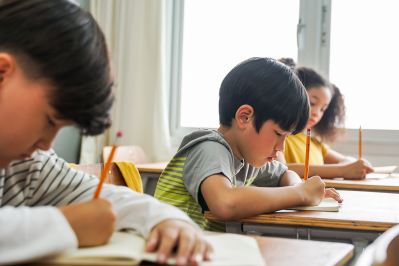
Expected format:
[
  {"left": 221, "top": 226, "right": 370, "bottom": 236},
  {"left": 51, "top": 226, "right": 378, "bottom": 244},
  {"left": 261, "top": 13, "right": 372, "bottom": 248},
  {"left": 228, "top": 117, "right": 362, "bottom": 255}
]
[
  {"left": 251, "top": 160, "right": 287, "bottom": 187},
  {"left": 321, "top": 142, "right": 330, "bottom": 158},
  {"left": 182, "top": 141, "right": 234, "bottom": 203}
]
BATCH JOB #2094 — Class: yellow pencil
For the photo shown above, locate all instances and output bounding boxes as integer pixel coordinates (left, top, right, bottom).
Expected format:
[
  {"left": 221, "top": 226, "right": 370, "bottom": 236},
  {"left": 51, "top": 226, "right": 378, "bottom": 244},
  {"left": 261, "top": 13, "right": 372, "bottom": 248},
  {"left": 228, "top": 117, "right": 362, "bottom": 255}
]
[
  {"left": 93, "top": 131, "right": 122, "bottom": 199},
  {"left": 358, "top": 126, "right": 362, "bottom": 159},
  {"left": 303, "top": 128, "right": 311, "bottom": 180}
]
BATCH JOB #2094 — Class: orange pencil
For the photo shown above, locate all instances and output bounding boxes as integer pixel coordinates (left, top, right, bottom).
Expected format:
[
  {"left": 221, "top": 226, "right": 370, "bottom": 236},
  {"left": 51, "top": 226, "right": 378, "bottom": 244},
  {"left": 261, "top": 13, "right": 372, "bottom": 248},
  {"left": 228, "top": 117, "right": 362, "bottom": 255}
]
[
  {"left": 358, "top": 126, "right": 362, "bottom": 159},
  {"left": 303, "top": 128, "right": 311, "bottom": 180},
  {"left": 93, "top": 131, "right": 123, "bottom": 199}
]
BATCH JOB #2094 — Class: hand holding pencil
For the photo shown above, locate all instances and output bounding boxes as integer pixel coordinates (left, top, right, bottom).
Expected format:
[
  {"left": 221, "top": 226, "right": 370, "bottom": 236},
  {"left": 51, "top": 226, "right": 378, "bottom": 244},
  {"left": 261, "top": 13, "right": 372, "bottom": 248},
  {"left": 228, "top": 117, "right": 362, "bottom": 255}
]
[
  {"left": 60, "top": 130, "right": 123, "bottom": 246},
  {"left": 344, "top": 126, "right": 373, "bottom": 179}
]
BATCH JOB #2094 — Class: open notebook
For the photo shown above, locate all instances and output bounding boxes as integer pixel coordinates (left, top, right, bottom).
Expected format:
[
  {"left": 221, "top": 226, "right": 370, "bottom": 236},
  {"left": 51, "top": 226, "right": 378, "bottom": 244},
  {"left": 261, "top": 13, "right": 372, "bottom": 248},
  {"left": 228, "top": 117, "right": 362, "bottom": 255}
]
[
  {"left": 365, "top": 166, "right": 398, "bottom": 180},
  {"left": 373, "top": 166, "right": 397, "bottom": 174},
  {"left": 37, "top": 231, "right": 265, "bottom": 266},
  {"left": 288, "top": 198, "right": 340, "bottom": 212}
]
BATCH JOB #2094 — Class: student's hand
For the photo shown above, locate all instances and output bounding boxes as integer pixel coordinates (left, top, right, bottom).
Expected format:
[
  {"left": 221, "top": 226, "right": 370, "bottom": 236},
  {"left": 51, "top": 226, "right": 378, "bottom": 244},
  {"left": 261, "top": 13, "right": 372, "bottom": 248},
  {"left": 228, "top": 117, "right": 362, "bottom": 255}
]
[
  {"left": 299, "top": 176, "right": 325, "bottom": 206},
  {"left": 60, "top": 199, "right": 116, "bottom": 247},
  {"left": 146, "top": 219, "right": 213, "bottom": 266},
  {"left": 341, "top": 159, "right": 374, "bottom": 179},
  {"left": 324, "top": 188, "right": 343, "bottom": 203}
]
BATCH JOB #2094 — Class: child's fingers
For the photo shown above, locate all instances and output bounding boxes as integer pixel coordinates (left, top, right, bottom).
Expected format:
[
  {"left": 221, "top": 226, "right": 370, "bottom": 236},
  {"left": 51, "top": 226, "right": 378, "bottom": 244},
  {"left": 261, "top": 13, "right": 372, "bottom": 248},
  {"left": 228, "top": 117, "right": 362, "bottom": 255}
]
[
  {"left": 325, "top": 188, "right": 343, "bottom": 203},
  {"left": 204, "top": 238, "right": 214, "bottom": 261},
  {"left": 365, "top": 165, "right": 374, "bottom": 173},
  {"left": 156, "top": 227, "right": 179, "bottom": 264},
  {"left": 189, "top": 235, "right": 208, "bottom": 265},
  {"left": 146, "top": 227, "right": 160, "bottom": 252},
  {"left": 361, "top": 169, "right": 367, "bottom": 178},
  {"left": 175, "top": 229, "right": 195, "bottom": 266}
]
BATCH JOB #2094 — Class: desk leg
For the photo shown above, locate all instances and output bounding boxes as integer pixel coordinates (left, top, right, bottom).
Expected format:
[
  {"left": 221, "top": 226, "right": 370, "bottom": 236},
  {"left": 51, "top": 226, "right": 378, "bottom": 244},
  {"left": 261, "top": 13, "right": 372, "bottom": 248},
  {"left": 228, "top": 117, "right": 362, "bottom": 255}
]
[{"left": 348, "top": 239, "right": 370, "bottom": 266}]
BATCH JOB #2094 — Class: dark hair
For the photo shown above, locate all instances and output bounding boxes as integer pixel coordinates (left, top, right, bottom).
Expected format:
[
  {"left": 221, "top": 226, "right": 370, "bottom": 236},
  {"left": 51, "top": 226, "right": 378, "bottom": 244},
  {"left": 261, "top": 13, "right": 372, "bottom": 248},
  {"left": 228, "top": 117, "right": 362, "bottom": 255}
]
[
  {"left": 296, "top": 67, "right": 346, "bottom": 142},
  {"left": 277, "top": 57, "right": 296, "bottom": 70},
  {"left": 219, "top": 57, "right": 309, "bottom": 134},
  {"left": 0, "top": 0, "right": 114, "bottom": 135},
  {"left": 314, "top": 83, "right": 345, "bottom": 142}
]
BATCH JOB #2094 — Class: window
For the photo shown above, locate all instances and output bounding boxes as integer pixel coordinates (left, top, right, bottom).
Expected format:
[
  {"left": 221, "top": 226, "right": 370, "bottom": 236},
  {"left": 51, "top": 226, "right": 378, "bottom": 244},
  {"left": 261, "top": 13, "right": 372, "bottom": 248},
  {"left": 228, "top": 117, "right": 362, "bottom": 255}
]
[{"left": 329, "top": 0, "right": 399, "bottom": 130}]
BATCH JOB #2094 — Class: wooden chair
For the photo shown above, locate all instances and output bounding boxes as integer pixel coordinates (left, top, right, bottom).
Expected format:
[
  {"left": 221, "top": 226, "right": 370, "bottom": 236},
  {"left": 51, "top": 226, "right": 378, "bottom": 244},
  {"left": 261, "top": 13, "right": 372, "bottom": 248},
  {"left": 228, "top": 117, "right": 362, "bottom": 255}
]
[
  {"left": 356, "top": 225, "right": 399, "bottom": 266},
  {"left": 73, "top": 163, "right": 127, "bottom": 187},
  {"left": 102, "top": 145, "right": 149, "bottom": 164}
]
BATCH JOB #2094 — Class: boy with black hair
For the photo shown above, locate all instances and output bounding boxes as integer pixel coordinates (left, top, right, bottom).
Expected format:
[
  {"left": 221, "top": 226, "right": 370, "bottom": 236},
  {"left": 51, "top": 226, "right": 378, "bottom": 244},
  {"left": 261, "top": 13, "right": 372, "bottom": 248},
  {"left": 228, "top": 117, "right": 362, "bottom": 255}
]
[
  {"left": 155, "top": 57, "right": 342, "bottom": 231},
  {"left": 0, "top": 0, "right": 211, "bottom": 265}
]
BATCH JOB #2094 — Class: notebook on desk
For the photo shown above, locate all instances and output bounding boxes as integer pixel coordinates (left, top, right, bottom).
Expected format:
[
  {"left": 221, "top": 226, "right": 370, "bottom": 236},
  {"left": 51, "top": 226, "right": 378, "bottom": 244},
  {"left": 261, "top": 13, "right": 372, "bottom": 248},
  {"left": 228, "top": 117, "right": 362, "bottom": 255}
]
[
  {"left": 36, "top": 231, "right": 265, "bottom": 266},
  {"left": 288, "top": 198, "right": 340, "bottom": 212},
  {"left": 365, "top": 166, "right": 398, "bottom": 179},
  {"left": 373, "top": 166, "right": 397, "bottom": 175}
]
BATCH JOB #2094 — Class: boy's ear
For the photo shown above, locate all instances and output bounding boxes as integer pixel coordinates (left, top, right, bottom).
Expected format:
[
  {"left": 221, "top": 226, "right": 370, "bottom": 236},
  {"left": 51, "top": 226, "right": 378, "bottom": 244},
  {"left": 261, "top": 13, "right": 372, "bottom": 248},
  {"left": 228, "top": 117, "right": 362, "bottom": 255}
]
[
  {"left": 0, "top": 53, "right": 16, "bottom": 86},
  {"left": 235, "top": 104, "right": 254, "bottom": 128}
]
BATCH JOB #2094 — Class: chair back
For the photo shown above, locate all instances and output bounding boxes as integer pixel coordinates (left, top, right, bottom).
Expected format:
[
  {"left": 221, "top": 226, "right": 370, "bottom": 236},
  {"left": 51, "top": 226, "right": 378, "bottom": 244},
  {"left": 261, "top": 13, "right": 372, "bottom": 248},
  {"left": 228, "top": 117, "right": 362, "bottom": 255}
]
[{"left": 103, "top": 145, "right": 149, "bottom": 164}]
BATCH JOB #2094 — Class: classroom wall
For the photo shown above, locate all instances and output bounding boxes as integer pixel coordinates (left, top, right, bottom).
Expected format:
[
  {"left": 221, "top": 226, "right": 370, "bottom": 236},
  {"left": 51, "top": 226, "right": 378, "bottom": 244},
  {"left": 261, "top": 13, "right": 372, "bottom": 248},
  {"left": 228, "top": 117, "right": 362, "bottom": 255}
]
[
  {"left": 330, "top": 129, "right": 399, "bottom": 167},
  {"left": 53, "top": 127, "right": 81, "bottom": 163}
]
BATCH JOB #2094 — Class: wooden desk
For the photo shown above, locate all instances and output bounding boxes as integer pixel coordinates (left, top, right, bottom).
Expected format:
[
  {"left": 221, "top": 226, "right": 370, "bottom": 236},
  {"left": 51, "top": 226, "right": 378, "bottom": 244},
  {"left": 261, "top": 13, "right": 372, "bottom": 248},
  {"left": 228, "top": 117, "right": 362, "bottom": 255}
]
[
  {"left": 205, "top": 190, "right": 399, "bottom": 263},
  {"left": 324, "top": 174, "right": 399, "bottom": 193},
  {"left": 136, "top": 162, "right": 167, "bottom": 173},
  {"left": 136, "top": 163, "right": 399, "bottom": 194}
]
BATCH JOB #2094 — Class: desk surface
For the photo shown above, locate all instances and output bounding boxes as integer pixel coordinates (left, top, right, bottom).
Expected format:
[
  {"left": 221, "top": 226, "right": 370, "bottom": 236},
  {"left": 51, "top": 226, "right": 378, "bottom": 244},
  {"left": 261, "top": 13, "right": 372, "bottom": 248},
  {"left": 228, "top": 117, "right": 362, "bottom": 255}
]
[
  {"left": 324, "top": 174, "right": 399, "bottom": 192},
  {"left": 254, "top": 236, "right": 353, "bottom": 266},
  {"left": 30, "top": 237, "right": 353, "bottom": 266},
  {"left": 136, "top": 162, "right": 167, "bottom": 173},
  {"left": 206, "top": 190, "right": 399, "bottom": 232},
  {"left": 140, "top": 236, "right": 353, "bottom": 266}
]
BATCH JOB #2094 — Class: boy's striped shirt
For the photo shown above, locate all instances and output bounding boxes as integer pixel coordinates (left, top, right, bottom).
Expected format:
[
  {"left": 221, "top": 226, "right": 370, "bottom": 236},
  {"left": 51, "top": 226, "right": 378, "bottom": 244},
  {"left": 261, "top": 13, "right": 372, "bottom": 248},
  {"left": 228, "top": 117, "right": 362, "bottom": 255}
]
[{"left": 155, "top": 157, "right": 225, "bottom": 232}]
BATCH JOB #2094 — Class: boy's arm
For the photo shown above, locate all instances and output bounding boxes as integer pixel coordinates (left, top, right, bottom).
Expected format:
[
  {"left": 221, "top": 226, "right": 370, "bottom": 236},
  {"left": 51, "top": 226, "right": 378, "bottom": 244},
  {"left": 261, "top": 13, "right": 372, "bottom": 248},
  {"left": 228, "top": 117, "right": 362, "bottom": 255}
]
[
  {"left": 200, "top": 174, "right": 327, "bottom": 220},
  {"left": 75, "top": 183, "right": 211, "bottom": 265},
  {"left": 23, "top": 151, "right": 210, "bottom": 265},
  {"left": 278, "top": 147, "right": 373, "bottom": 179},
  {"left": 278, "top": 169, "right": 302, "bottom": 186},
  {"left": 27, "top": 151, "right": 196, "bottom": 237},
  {"left": 324, "top": 149, "right": 355, "bottom": 164},
  {"left": 0, "top": 206, "right": 78, "bottom": 264}
]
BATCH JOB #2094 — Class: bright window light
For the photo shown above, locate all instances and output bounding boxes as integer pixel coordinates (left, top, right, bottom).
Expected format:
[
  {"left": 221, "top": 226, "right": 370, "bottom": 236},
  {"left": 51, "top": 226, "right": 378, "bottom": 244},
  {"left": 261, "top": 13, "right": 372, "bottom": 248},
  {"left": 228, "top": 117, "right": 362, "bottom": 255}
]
[{"left": 330, "top": 0, "right": 399, "bottom": 130}]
